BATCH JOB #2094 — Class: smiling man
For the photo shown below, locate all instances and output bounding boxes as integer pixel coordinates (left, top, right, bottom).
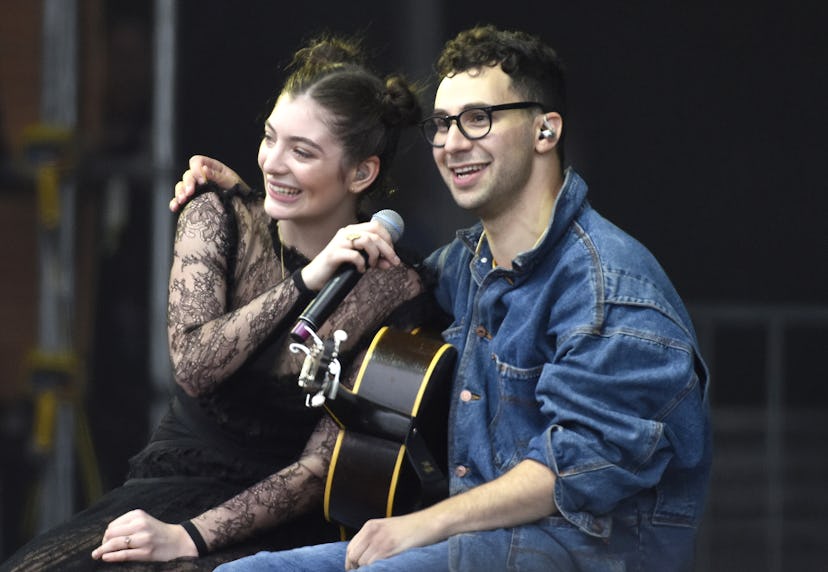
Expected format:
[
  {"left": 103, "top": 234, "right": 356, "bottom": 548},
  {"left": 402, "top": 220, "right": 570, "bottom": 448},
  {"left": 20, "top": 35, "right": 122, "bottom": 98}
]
[{"left": 217, "top": 24, "right": 712, "bottom": 572}]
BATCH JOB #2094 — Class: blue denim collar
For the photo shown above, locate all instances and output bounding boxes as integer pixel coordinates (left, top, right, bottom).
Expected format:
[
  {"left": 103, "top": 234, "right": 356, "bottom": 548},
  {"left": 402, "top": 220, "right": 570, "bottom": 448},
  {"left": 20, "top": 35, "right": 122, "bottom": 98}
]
[{"left": 455, "top": 167, "right": 589, "bottom": 274}]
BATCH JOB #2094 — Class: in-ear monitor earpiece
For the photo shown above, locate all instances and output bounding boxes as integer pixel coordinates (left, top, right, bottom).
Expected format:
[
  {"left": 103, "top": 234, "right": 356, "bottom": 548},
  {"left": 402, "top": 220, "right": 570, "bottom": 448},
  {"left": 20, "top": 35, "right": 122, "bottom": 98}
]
[{"left": 539, "top": 119, "right": 556, "bottom": 140}]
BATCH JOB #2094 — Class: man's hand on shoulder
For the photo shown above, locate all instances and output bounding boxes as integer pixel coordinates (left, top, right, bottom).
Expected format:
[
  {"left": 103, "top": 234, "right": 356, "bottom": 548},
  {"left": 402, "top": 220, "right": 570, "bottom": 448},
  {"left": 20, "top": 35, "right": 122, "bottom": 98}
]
[{"left": 169, "top": 155, "right": 249, "bottom": 212}]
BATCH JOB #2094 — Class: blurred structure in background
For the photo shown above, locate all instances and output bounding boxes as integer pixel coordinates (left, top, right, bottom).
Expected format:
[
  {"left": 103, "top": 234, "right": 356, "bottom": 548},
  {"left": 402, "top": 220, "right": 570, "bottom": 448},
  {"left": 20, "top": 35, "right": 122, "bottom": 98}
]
[
  {"left": 1, "top": 1, "right": 826, "bottom": 569},
  {"left": 0, "top": 0, "right": 155, "bottom": 554}
]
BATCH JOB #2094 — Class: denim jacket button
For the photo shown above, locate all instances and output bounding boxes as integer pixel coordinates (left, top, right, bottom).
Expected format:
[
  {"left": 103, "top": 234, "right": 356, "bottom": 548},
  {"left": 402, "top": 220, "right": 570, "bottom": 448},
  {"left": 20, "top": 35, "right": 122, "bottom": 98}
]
[
  {"left": 460, "top": 389, "right": 473, "bottom": 402},
  {"left": 475, "top": 325, "right": 488, "bottom": 338},
  {"left": 454, "top": 465, "right": 469, "bottom": 478}
]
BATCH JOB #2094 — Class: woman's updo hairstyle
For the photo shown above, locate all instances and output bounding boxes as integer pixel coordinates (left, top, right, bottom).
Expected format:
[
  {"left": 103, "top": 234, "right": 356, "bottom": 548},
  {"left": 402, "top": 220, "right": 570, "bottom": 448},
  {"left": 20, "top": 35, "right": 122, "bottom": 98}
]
[{"left": 281, "top": 34, "right": 422, "bottom": 199}]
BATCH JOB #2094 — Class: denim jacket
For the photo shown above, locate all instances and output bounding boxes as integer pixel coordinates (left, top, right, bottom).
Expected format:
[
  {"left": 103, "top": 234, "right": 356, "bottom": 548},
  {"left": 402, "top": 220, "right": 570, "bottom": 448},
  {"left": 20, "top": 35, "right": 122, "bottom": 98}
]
[{"left": 424, "top": 168, "right": 712, "bottom": 570}]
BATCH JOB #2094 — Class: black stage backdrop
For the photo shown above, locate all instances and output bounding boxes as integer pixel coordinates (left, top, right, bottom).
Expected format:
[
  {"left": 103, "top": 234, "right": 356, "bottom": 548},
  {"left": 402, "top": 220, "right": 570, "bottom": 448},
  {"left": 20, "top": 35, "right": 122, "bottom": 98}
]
[{"left": 176, "top": 0, "right": 828, "bottom": 305}]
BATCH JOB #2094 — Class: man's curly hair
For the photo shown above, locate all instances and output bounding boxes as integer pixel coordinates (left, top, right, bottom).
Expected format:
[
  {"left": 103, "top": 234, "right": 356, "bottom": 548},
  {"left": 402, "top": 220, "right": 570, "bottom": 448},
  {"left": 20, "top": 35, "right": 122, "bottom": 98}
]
[{"left": 436, "top": 25, "right": 566, "bottom": 129}]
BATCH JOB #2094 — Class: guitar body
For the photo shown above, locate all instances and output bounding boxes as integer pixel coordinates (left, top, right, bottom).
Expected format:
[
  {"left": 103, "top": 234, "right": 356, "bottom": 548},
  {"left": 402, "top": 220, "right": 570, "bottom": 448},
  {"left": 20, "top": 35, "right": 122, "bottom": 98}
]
[{"left": 323, "top": 326, "right": 456, "bottom": 532}]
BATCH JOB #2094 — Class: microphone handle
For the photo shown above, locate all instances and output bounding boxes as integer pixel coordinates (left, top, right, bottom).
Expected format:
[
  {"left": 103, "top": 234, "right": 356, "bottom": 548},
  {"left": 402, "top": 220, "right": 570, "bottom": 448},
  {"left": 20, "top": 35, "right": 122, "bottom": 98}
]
[
  {"left": 291, "top": 263, "right": 361, "bottom": 341},
  {"left": 289, "top": 209, "right": 401, "bottom": 343}
]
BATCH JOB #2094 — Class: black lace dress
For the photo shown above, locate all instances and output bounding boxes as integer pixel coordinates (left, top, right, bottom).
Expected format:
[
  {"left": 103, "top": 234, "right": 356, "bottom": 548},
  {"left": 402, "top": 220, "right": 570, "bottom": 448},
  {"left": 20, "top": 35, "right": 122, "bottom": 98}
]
[{"left": 1, "top": 188, "right": 433, "bottom": 571}]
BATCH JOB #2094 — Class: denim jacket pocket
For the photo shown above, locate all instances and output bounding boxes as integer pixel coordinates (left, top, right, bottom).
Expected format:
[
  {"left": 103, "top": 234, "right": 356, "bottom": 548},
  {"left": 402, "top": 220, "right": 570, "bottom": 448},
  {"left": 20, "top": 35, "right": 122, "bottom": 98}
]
[{"left": 489, "top": 354, "right": 545, "bottom": 471}]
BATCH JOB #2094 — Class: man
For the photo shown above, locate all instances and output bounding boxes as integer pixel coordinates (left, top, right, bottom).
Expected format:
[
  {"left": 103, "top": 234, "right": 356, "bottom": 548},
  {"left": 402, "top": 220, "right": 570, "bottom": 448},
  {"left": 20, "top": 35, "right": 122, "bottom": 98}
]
[{"left": 210, "top": 24, "right": 711, "bottom": 572}]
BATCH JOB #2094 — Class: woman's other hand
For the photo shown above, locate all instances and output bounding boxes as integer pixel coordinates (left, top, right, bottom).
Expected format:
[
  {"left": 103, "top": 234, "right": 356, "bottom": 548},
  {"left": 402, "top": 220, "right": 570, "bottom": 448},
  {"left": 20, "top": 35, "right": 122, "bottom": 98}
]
[{"left": 90, "top": 509, "right": 199, "bottom": 562}]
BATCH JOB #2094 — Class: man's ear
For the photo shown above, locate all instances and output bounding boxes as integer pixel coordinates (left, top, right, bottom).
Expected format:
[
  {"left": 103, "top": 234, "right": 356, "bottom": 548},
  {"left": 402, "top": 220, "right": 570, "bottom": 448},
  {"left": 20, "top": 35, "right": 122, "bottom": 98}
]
[
  {"left": 348, "top": 156, "right": 380, "bottom": 193},
  {"left": 536, "top": 112, "right": 563, "bottom": 152}
]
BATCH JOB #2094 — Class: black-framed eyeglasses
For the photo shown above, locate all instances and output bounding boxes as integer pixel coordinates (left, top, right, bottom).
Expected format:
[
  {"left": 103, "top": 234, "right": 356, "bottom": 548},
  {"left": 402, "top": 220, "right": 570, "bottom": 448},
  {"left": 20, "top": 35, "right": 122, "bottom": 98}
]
[{"left": 419, "top": 101, "right": 546, "bottom": 148}]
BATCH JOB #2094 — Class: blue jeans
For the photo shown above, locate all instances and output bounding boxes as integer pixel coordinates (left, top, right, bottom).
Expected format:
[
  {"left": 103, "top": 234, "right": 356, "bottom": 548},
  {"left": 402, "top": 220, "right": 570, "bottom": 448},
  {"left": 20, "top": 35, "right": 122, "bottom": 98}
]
[
  {"left": 214, "top": 517, "right": 695, "bottom": 571},
  {"left": 214, "top": 540, "right": 449, "bottom": 572}
]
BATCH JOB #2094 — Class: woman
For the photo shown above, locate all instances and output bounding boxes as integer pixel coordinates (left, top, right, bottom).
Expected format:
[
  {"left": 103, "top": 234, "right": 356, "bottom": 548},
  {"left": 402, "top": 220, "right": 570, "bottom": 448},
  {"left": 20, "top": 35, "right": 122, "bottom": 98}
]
[{"left": 2, "top": 34, "right": 429, "bottom": 570}]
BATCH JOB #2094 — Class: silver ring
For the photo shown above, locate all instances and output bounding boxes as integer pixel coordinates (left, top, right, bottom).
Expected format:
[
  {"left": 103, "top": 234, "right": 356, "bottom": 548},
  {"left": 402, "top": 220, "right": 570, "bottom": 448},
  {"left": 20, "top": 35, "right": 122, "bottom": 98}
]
[{"left": 124, "top": 536, "right": 131, "bottom": 548}]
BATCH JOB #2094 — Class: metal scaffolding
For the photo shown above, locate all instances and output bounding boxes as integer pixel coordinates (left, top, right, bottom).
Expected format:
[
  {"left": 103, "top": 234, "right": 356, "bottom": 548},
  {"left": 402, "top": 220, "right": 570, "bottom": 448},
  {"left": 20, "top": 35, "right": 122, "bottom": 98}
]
[
  {"left": 26, "top": 0, "right": 178, "bottom": 533},
  {"left": 30, "top": 0, "right": 81, "bottom": 533}
]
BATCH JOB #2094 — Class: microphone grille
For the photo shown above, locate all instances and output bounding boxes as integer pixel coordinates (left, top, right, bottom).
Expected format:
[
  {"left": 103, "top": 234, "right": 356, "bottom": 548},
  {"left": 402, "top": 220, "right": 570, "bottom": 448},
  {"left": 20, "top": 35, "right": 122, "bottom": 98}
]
[{"left": 371, "top": 209, "right": 404, "bottom": 243}]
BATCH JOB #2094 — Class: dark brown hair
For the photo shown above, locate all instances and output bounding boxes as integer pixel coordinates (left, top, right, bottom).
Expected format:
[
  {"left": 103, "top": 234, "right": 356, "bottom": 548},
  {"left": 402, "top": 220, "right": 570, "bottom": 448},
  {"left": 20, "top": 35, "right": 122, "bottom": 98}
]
[
  {"left": 436, "top": 25, "right": 566, "bottom": 163},
  {"left": 282, "top": 35, "right": 422, "bottom": 199}
]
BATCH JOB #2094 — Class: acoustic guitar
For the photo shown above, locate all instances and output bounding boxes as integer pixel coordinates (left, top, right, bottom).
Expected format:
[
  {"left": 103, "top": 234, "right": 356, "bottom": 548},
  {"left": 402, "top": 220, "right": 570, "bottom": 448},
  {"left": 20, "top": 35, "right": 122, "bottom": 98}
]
[{"left": 319, "top": 326, "right": 456, "bottom": 534}]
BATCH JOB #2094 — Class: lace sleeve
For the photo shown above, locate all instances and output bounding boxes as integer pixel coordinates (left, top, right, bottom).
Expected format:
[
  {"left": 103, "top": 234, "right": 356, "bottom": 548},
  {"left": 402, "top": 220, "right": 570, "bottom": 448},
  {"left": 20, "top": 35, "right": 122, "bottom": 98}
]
[
  {"left": 179, "top": 262, "right": 430, "bottom": 549},
  {"left": 167, "top": 192, "right": 305, "bottom": 396},
  {"left": 189, "top": 413, "right": 338, "bottom": 551},
  {"left": 189, "top": 348, "right": 373, "bottom": 550},
  {"left": 314, "top": 263, "right": 426, "bottom": 351}
]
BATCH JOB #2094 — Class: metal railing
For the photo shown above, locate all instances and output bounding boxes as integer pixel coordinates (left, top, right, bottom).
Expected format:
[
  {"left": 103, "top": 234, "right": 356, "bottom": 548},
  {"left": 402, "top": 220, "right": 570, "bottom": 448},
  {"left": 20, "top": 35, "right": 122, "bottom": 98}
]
[{"left": 690, "top": 304, "right": 828, "bottom": 571}]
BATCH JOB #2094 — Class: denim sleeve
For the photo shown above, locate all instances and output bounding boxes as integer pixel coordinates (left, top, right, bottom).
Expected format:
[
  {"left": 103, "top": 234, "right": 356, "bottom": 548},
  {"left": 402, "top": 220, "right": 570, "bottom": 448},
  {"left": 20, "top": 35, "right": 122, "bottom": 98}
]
[
  {"left": 525, "top": 326, "right": 704, "bottom": 535},
  {"left": 423, "top": 244, "right": 456, "bottom": 316}
]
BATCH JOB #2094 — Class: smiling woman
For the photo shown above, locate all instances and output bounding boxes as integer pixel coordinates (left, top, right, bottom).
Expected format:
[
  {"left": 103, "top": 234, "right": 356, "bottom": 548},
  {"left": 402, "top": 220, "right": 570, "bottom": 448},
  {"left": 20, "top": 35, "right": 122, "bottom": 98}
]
[
  {"left": 257, "top": 92, "right": 377, "bottom": 248},
  {"left": 1, "top": 34, "right": 437, "bottom": 572}
]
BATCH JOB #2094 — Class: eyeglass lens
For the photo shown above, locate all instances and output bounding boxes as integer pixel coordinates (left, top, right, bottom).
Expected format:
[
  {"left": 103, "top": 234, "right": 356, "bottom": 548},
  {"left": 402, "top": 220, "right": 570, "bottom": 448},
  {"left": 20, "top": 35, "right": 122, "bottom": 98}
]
[
  {"left": 423, "top": 109, "right": 491, "bottom": 146},
  {"left": 420, "top": 102, "right": 546, "bottom": 147}
]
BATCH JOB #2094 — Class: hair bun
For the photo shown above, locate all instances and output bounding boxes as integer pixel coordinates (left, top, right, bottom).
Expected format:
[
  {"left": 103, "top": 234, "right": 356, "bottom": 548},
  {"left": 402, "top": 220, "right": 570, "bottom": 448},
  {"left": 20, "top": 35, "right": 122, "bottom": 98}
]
[
  {"left": 381, "top": 74, "right": 422, "bottom": 128},
  {"left": 278, "top": 33, "right": 423, "bottom": 202},
  {"left": 288, "top": 35, "right": 366, "bottom": 74}
]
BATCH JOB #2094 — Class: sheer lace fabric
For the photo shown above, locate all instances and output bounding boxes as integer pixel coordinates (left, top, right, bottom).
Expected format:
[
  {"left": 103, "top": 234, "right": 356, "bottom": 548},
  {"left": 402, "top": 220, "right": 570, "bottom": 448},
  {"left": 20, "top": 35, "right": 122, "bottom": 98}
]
[{"left": 2, "top": 189, "right": 429, "bottom": 571}]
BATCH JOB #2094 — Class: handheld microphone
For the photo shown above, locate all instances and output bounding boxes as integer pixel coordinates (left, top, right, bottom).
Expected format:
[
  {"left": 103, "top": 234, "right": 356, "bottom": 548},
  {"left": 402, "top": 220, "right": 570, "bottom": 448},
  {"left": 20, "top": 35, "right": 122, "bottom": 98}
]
[{"left": 290, "top": 209, "right": 404, "bottom": 342}]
